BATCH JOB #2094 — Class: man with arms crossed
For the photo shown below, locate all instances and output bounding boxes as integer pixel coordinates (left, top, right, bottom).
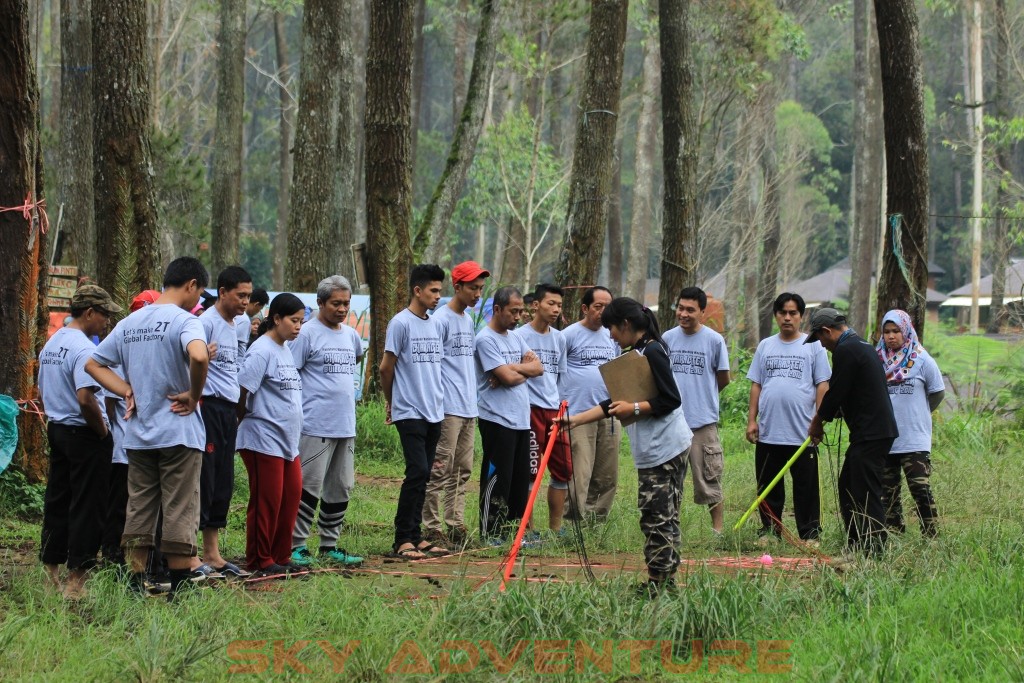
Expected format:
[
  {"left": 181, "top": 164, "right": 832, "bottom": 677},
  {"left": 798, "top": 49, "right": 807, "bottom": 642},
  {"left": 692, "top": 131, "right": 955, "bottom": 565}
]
[
  {"left": 746, "top": 293, "right": 830, "bottom": 544},
  {"left": 514, "top": 284, "right": 571, "bottom": 534},
  {"left": 662, "top": 287, "right": 730, "bottom": 533},
  {"left": 559, "top": 286, "right": 619, "bottom": 522},
  {"left": 422, "top": 261, "right": 489, "bottom": 547},
  {"left": 290, "top": 276, "right": 365, "bottom": 567},
  {"left": 86, "top": 257, "right": 210, "bottom": 598},
  {"left": 195, "top": 265, "right": 252, "bottom": 579},
  {"left": 380, "top": 264, "right": 448, "bottom": 559},
  {"left": 477, "top": 286, "right": 543, "bottom": 541}
]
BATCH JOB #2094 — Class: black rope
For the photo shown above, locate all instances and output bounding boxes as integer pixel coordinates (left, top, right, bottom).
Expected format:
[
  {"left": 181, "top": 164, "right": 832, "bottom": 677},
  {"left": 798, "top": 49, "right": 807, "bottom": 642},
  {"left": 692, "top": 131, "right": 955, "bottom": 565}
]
[{"left": 565, "top": 404, "right": 596, "bottom": 582}]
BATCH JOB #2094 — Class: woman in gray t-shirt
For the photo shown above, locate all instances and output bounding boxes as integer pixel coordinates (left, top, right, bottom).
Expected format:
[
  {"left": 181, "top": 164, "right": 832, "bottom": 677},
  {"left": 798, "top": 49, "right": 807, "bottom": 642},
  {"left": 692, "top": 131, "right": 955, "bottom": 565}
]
[
  {"left": 876, "top": 309, "right": 944, "bottom": 537},
  {"left": 236, "top": 294, "right": 306, "bottom": 576}
]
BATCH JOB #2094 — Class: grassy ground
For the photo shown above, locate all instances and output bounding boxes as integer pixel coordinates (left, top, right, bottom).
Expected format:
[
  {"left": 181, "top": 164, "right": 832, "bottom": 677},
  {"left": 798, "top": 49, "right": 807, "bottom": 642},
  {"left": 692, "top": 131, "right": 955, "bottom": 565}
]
[{"left": 1, "top": 334, "right": 1022, "bottom": 681}]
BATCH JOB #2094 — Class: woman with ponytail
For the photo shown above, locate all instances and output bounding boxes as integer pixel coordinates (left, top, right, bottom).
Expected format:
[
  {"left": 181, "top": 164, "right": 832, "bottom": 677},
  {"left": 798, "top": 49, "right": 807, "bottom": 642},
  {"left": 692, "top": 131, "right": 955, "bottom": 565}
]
[
  {"left": 556, "top": 297, "right": 692, "bottom": 598},
  {"left": 236, "top": 293, "right": 306, "bottom": 577}
]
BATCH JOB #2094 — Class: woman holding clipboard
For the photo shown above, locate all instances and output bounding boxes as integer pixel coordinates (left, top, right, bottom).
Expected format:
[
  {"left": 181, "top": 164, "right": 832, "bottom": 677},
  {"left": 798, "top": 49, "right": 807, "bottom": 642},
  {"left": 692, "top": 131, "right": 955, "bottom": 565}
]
[{"left": 555, "top": 297, "right": 692, "bottom": 598}]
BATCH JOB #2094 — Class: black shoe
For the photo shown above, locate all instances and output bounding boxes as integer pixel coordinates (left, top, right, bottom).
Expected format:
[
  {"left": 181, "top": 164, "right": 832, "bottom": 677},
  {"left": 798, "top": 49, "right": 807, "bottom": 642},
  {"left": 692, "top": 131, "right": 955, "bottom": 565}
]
[
  {"left": 127, "top": 572, "right": 170, "bottom": 598},
  {"left": 250, "top": 563, "right": 291, "bottom": 579},
  {"left": 636, "top": 578, "right": 676, "bottom": 599},
  {"left": 167, "top": 568, "right": 196, "bottom": 602}
]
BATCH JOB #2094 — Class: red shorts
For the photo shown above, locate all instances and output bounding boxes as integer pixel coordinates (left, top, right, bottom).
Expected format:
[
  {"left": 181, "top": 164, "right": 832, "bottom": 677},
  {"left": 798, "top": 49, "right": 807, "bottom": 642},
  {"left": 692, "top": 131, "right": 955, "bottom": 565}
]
[{"left": 529, "top": 406, "right": 572, "bottom": 484}]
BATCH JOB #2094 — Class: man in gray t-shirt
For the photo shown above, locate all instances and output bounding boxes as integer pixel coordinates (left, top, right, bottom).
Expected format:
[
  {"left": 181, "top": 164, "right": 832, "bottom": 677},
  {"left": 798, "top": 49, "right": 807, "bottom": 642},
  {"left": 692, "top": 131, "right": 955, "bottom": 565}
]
[
  {"left": 422, "top": 261, "right": 489, "bottom": 546},
  {"left": 476, "top": 286, "right": 542, "bottom": 540},
  {"left": 87, "top": 257, "right": 211, "bottom": 597},
  {"left": 662, "top": 287, "right": 731, "bottom": 533},
  {"left": 745, "top": 293, "right": 830, "bottom": 542}
]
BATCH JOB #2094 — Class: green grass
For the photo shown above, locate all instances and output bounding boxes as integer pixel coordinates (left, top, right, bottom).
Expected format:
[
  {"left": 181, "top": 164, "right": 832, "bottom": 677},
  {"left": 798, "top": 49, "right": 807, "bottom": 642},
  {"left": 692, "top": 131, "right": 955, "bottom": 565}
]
[{"left": 1, "top": 330, "right": 1023, "bottom": 681}]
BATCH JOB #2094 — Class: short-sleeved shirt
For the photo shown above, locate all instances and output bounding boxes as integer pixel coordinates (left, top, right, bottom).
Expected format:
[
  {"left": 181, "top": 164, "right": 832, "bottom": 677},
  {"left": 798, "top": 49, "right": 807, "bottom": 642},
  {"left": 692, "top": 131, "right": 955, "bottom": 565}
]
[
  {"left": 662, "top": 325, "right": 730, "bottom": 429},
  {"left": 476, "top": 326, "right": 532, "bottom": 430},
  {"left": 559, "top": 322, "right": 618, "bottom": 417},
  {"left": 38, "top": 327, "right": 103, "bottom": 427},
  {"left": 514, "top": 324, "right": 566, "bottom": 410},
  {"left": 887, "top": 350, "right": 944, "bottom": 454},
  {"left": 92, "top": 304, "right": 207, "bottom": 451},
  {"left": 237, "top": 335, "right": 303, "bottom": 459},
  {"left": 434, "top": 304, "right": 478, "bottom": 418},
  {"left": 290, "top": 317, "right": 362, "bottom": 439},
  {"left": 384, "top": 308, "right": 443, "bottom": 423},
  {"left": 747, "top": 333, "right": 831, "bottom": 446},
  {"left": 107, "top": 366, "right": 128, "bottom": 465},
  {"left": 200, "top": 307, "right": 247, "bottom": 402}
]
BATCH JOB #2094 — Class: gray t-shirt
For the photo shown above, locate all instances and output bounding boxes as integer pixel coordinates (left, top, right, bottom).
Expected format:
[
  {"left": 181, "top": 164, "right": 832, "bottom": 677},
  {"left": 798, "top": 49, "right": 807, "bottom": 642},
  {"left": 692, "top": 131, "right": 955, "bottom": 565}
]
[
  {"left": 384, "top": 308, "right": 444, "bottom": 423},
  {"left": 559, "top": 322, "right": 618, "bottom": 416},
  {"left": 514, "top": 325, "right": 566, "bottom": 410},
  {"left": 107, "top": 366, "right": 128, "bottom": 465},
  {"left": 476, "top": 326, "right": 532, "bottom": 430},
  {"left": 290, "top": 317, "right": 362, "bottom": 439},
  {"left": 200, "top": 307, "right": 246, "bottom": 402},
  {"left": 38, "top": 327, "right": 103, "bottom": 427},
  {"left": 434, "top": 304, "right": 478, "bottom": 418},
  {"left": 662, "top": 325, "right": 730, "bottom": 429},
  {"left": 887, "top": 350, "right": 944, "bottom": 454},
  {"left": 92, "top": 304, "right": 207, "bottom": 451},
  {"left": 237, "top": 335, "right": 303, "bottom": 459},
  {"left": 747, "top": 333, "right": 831, "bottom": 446}
]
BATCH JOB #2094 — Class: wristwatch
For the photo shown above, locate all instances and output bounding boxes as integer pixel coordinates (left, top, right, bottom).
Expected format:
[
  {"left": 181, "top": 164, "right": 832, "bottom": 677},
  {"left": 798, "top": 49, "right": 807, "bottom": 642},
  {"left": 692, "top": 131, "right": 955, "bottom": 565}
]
[{"left": 633, "top": 402, "right": 641, "bottom": 416}]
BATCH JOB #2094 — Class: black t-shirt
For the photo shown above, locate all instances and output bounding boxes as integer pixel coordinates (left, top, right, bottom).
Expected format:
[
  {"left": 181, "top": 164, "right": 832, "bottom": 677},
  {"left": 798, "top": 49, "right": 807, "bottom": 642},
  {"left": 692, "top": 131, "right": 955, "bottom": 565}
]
[{"left": 817, "top": 331, "right": 899, "bottom": 443}]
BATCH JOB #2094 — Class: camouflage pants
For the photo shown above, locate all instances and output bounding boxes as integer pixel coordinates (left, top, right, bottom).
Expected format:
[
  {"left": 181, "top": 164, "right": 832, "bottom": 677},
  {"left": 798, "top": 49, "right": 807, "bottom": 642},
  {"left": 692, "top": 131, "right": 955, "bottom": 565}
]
[
  {"left": 637, "top": 452, "right": 687, "bottom": 581},
  {"left": 881, "top": 451, "right": 938, "bottom": 536}
]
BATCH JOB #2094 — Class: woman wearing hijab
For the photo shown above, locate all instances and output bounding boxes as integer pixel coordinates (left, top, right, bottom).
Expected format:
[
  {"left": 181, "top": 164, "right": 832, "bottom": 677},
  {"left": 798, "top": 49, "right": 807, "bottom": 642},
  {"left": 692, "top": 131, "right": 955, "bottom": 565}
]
[{"left": 876, "top": 309, "right": 945, "bottom": 537}]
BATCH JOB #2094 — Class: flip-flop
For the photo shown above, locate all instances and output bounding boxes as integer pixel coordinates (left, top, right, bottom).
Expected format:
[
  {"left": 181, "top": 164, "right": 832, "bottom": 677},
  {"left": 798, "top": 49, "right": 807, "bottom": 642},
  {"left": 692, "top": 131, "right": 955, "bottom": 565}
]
[
  {"left": 388, "top": 546, "right": 427, "bottom": 560},
  {"left": 212, "top": 562, "right": 252, "bottom": 579},
  {"left": 416, "top": 542, "right": 451, "bottom": 557},
  {"left": 190, "top": 563, "right": 225, "bottom": 582}
]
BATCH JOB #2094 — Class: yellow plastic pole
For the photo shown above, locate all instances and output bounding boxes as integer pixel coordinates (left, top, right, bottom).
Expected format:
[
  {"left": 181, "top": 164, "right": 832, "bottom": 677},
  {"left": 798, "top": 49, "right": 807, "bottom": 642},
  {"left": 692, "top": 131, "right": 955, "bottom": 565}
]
[{"left": 733, "top": 436, "right": 812, "bottom": 531}]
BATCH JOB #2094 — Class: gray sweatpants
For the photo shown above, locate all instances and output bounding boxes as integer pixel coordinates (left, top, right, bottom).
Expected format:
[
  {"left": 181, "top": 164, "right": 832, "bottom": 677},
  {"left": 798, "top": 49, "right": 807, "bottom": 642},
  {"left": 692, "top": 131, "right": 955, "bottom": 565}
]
[{"left": 292, "top": 435, "right": 355, "bottom": 550}]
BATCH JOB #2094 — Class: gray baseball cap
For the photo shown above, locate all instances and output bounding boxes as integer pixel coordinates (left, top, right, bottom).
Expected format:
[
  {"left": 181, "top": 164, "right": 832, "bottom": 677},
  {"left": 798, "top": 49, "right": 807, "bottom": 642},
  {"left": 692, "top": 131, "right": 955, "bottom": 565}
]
[{"left": 804, "top": 307, "right": 845, "bottom": 344}]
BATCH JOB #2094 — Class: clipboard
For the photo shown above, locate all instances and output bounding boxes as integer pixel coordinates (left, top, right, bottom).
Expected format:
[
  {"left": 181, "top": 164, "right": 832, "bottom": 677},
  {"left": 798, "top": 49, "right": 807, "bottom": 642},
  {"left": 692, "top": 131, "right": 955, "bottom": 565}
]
[{"left": 598, "top": 349, "right": 657, "bottom": 426}]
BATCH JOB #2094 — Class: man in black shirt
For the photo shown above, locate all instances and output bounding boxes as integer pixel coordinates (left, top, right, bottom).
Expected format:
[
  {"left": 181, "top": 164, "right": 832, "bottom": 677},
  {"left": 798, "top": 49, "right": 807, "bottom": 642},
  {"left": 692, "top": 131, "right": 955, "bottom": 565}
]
[{"left": 807, "top": 308, "right": 897, "bottom": 556}]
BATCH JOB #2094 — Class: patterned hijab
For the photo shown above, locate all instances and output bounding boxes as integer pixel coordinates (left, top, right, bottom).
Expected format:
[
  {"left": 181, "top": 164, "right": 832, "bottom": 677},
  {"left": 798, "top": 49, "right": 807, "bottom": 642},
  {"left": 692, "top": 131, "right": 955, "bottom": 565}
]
[{"left": 876, "top": 309, "right": 924, "bottom": 383}]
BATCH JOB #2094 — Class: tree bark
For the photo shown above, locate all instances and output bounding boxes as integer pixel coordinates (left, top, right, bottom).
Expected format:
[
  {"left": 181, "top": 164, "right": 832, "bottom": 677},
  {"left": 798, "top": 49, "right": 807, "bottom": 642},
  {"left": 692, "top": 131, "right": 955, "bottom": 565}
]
[
  {"left": 607, "top": 137, "right": 623, "bottom": 293},
  {"left": 272, "top": 11, "right": 294, "bottom": 291},
  {"left": 210, "top": 0, "right": 246, "bottom": 274},
  {"left": 0, "top": 0, "right": 50, "bottom": 481},
  {"left": 337, "top": 0, "right": 359, "bottom": 270},
  {"left": 849, "top": 0, "right": 883, "bottom": 333},
  {"left": 626, "top": 27, "right": 659, "bottom": 303},
  {"left": 409, "top": 0, "right": 426, "bottom": 178},
  {"left": 417, "top": 0, "right": 506, "bottom": 264},
  {"left": 364, "top": 0, "right": 415, "bottom": 394},
  {"left": 758, "top": 96, "right": 781, "bottom": 340},
  {"left": 986, "top": 0, "right": 1010, "bottom": 333},
  {"left": 93, "top": 0, "right": 161, "bottom": 308},
  {"left": 57, "top": 0, "right": 95, "bottom": 277},
  {"left": 452, "top": 0, "right": 470, "bottom": 126},
  {"left": 656, "top": 0, "right": 698, "bottom": 331},
  {"left": 967, "top": 0, "right": 983, "bottom": 332},
  {"left": 285, "top": 0, "right": 344, "bottom": 292},
  {"left": 555, "top": 0, "right": 629, "bottom": 316},
  {"left": 873, "top": 0, "right": 930, "bottom": 337}
]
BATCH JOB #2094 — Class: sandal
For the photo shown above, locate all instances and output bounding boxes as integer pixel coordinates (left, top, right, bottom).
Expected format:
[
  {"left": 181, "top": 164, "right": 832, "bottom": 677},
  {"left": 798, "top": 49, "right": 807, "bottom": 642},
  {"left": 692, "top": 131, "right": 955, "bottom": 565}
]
[
  {"left": 416, "top": 541, "right": 451, "bottom": 557},
  {"left": 190, "top": 563, "right": 225, "bottom": 582},
  {"left": 212, "top": 562, "right": 252, "bottom": 579},
  {"left": 389, "top": 544, "right": 427, "bottom": 560}
]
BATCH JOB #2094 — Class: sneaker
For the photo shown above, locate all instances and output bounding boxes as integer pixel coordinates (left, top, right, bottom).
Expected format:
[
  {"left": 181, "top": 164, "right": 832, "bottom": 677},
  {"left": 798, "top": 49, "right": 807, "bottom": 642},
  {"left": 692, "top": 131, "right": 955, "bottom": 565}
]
[
  {"left": 485, "top": 537, "right": 506, "bottom": 548},
  {"left": 802, "top": 538, "right": 821, "bottom": 550},
  {"left": 521, "top": 531, "right": 544, "bottom": 548},
  {"left": 319, "top": 547, "right": 363, "bottom": 567},
  {"left": 290, "top": 547, "right": 317, "bottom": 568},
  {"left": 250, "top": 563, "right": 291, "bottom": 579}
]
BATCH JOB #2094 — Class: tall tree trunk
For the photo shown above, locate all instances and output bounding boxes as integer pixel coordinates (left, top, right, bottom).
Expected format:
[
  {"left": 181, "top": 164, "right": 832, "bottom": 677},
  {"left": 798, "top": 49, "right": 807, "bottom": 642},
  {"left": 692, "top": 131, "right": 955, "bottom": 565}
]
[
  {"left": 758, "top": 99, "right": 781, "bottom": 340},
  {"left": 986, "top": 0, "right": 1010, "bottom": 333},
  {"left": 337, "top": 0, "right": 359, "bottom": 270},
  {"left": 210, "top": 0, "right": 246, "bottom": 274},
  {"left": 554, "top": 0, "right": 629, "bottom": 317},
  {"left": 501, "top": 215, "right": 525, "bottom": 287},
  {"left": 57, "top": 0, "right": 94, "bottom": 276},
  {"left": 364, "top": 0, "right": 415, "bottom": 394},
  {"left": 967, "top": 0, "right": 983, "bottom": 332},
  {"left": 656, "top": 0, "right": 698, "bottom": 331},
  {"left": 0, "top": 0, "right": 49, "bottom": 482},
  {"left": 849, "top": 0, "right": 882, "bottom": 333},
  {"left": 93, "top": 0, "right": 161, "bottom": 307},
  {"left": 417, "top": 0, "right": 506, "bottom": 263},
  {"left": 452, "top": 0, "right": 470, "bottom": 127},
  {"left": 606, "top": 138, "right": 623, "bottom": 293},
  {"left": 409, "top": 0, "right": 426, "bottom": 177},
  {"left": 353, "top": 0, "right": 369, "bottom": 243},
  {"left": 285, "top": 0, "right": 343, "bottom": 291},
  {"left": 272, "top": 11, "right": 294, "bottom": 291},
  {"left": 873, "top": 0, "right": 930, "bottom": 337},
  {"left": 626, "top": 26, "right": 659, "bottom": 303}
]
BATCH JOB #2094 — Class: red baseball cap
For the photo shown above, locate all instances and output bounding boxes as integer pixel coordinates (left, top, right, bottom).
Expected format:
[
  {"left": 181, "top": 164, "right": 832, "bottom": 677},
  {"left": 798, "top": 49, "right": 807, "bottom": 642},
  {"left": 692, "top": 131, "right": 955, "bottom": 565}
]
[
  {"left": 450, "top": 261, "right": 490, "bottom": 284},
  {"left": 130, "top": 289, "right": 161, "bottom": 312}
]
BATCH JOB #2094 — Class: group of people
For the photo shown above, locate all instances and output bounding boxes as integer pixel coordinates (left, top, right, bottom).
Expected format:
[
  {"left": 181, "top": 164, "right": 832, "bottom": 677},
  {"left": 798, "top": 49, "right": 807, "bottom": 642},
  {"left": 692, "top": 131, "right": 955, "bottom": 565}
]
[{"left": 35, "top": 254, "right": 944, "bottom": 600}]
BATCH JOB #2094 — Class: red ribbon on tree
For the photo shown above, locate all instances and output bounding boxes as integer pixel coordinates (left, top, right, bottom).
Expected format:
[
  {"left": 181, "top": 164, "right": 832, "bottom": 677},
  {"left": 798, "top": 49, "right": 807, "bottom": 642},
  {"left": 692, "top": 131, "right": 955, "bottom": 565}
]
[{"left": 0, "top": 193, "right": 49, "bottom": 234}]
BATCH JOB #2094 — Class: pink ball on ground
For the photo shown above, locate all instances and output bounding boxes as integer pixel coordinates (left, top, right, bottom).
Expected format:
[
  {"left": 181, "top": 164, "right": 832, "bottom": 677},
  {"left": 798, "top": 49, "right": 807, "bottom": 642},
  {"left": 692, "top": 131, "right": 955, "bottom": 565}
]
[{"left": 759, "top": 554, "right": 773, "bottom": 566}]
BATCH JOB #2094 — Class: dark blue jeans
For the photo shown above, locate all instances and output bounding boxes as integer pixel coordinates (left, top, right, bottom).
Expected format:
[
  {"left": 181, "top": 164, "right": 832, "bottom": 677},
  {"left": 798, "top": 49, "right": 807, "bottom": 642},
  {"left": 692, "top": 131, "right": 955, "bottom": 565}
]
[{"left": 393, "top": 419, "right": 443, "bottom": 549}]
